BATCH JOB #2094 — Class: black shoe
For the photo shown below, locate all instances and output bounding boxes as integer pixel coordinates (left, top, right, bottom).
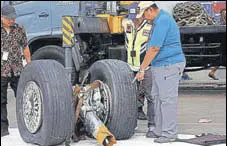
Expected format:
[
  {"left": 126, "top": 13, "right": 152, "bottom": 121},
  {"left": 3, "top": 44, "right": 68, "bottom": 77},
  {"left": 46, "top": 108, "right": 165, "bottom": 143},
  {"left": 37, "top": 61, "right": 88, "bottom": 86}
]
[
  {"left": 146, "top": 131, "right": 159, "bottom": 138},
  {"left": 154, "top": 136, "right": 176, "bottom": 143},
  {"left": 137, "top": 110, "right": 147, "bottom": 120},
  {"left": 208, "top": 73, "right": 218, "bottom": 80},
  {"left": 1, "top": 130, "right": 9, "bottom": 137}
]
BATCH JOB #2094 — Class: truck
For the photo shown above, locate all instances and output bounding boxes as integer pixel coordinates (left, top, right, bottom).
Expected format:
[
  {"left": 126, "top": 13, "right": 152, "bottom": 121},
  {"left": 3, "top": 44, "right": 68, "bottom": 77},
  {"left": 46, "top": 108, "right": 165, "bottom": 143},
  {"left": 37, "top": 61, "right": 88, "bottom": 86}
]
[
  {"left": 3, "top": 1, "right": 226, "bottom": 146},
  {"left": 8, "top": 1, "right": 226, "bottom": 73}
]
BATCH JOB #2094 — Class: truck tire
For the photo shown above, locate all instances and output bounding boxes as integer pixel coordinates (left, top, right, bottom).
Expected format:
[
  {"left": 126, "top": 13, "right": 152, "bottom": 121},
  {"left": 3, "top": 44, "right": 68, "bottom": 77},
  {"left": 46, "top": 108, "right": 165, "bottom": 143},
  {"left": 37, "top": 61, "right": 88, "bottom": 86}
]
[
  {"left": 31, "top": 45, "right": 78, "bottom": 84},
  {"left": 88, "top": 59, "right": 137, "bottom": 140},
  {"left": 16, "top": 60, "right": 73, "bottom": 146}
]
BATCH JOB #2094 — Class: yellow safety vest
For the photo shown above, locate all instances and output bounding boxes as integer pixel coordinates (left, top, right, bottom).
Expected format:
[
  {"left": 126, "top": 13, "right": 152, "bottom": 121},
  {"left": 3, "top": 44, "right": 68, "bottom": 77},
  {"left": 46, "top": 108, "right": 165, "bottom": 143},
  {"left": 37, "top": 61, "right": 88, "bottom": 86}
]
[{"left": 122, "top": 18, "right": 152, "bottom": 70}]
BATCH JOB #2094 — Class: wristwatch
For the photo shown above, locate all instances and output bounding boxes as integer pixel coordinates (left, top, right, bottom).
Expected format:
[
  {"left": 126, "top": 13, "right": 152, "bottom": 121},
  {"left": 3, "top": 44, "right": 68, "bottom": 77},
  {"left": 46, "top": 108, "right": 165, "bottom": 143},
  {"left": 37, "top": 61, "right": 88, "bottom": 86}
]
[{"left": 139, "top": 69, "right": 145, "bottom": 73}]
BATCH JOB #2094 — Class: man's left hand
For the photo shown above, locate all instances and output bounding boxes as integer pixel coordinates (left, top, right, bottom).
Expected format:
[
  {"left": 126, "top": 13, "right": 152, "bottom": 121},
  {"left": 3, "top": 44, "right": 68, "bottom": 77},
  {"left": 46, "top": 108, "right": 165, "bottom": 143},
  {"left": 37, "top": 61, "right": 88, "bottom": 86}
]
[{"left": 136, "top": 71, "right": 145, "bottom": 81}]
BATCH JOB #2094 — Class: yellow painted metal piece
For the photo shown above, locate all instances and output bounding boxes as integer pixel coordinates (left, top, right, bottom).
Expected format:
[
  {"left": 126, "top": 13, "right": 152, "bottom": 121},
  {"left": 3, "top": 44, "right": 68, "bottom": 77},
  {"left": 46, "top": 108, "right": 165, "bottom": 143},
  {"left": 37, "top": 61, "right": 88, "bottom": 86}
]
[
  {"left": 93, "top": 125, "right": 117, "bottom": 146},
  {"left": 112, "top": 16, "right": 125, "bottom": 33},
  {"left": 62, "top": 16, "right": 74, "bottom": 46},
  {"left": 97, "top": 14, "right": 125, "bottom": 34},
  {"left": 97, "top": 14, "right": 113, "bottom": 33},
  {"left": 120, "top": 1, "right": 137, "bottom": 5}
]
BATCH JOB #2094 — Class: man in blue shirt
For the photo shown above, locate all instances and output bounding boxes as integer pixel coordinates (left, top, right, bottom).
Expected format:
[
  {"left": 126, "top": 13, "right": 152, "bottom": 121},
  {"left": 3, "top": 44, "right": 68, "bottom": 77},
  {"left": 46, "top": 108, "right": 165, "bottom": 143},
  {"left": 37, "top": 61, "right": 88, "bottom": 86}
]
[{"left": 135, "top": 1, "right": 186, "bottom": 143}]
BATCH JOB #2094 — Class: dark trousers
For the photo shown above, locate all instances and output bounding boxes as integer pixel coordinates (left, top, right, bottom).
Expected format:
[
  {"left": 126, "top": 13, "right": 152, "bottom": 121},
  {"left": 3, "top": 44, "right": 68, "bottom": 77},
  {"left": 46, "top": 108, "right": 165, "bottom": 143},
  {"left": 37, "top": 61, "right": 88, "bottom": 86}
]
[
  {"left": 1, "top": 76, "right": 19, "bottom": 131},
  {"left": 136, "top": 69, "right": 155, "bottom": 127}
]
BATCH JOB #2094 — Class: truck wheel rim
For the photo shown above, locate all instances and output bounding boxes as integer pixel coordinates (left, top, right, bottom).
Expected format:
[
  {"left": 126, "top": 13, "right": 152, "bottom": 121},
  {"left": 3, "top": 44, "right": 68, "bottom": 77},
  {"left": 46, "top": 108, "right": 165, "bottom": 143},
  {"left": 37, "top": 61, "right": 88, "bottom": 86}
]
[{"left": 23, "top": 81, "right": 42, "bottom": 133}]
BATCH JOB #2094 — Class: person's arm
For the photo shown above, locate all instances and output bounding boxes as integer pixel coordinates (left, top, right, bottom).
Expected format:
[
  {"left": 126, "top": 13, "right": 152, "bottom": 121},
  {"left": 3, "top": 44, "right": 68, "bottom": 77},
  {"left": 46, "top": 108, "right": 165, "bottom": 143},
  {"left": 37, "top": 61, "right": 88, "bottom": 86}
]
[
  {"left": 136, "top": 46, "right": 159, "bottom": 81},
  {"left": 20, "top": 25, "right": 31, "bottom": 64},
  {"left": 23, "top": 46, "right": 31, "bottom": 64},
  {"left": 140, "top": 46, "right": 160, "bottom": 71}
]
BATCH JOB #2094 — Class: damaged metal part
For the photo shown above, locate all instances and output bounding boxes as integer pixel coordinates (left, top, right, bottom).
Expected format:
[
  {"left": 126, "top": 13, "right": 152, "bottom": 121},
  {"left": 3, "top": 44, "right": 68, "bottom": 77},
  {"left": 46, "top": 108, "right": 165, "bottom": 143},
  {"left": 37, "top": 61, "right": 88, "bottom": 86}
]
[{"left": 73, "top": 80, "right": 115, "bottom": 146}]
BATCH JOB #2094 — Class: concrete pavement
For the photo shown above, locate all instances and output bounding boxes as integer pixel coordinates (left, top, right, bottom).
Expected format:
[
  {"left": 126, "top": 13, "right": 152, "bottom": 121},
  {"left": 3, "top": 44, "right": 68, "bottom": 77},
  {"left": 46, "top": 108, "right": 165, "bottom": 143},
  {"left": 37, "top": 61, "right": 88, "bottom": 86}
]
[
  {"left": 1, "top": 128, "right": 226, "bottom": 146},
  {"left": 179, "top": 66, "right": 226, "bottom": 89},
  {"left": 2, "top": 89, "right": 226, "bottom": 146}
]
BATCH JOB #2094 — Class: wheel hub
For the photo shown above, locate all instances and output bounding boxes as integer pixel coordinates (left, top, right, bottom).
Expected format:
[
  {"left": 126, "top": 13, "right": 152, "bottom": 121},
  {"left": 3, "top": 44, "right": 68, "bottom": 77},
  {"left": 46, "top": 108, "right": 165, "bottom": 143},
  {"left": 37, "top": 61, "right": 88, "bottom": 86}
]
[
  {"left": 23, "top": 81, "right": 42, "bottom": 133},
  {"left": 89, "top": 81, "right": 111, "bottom": 124}
]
